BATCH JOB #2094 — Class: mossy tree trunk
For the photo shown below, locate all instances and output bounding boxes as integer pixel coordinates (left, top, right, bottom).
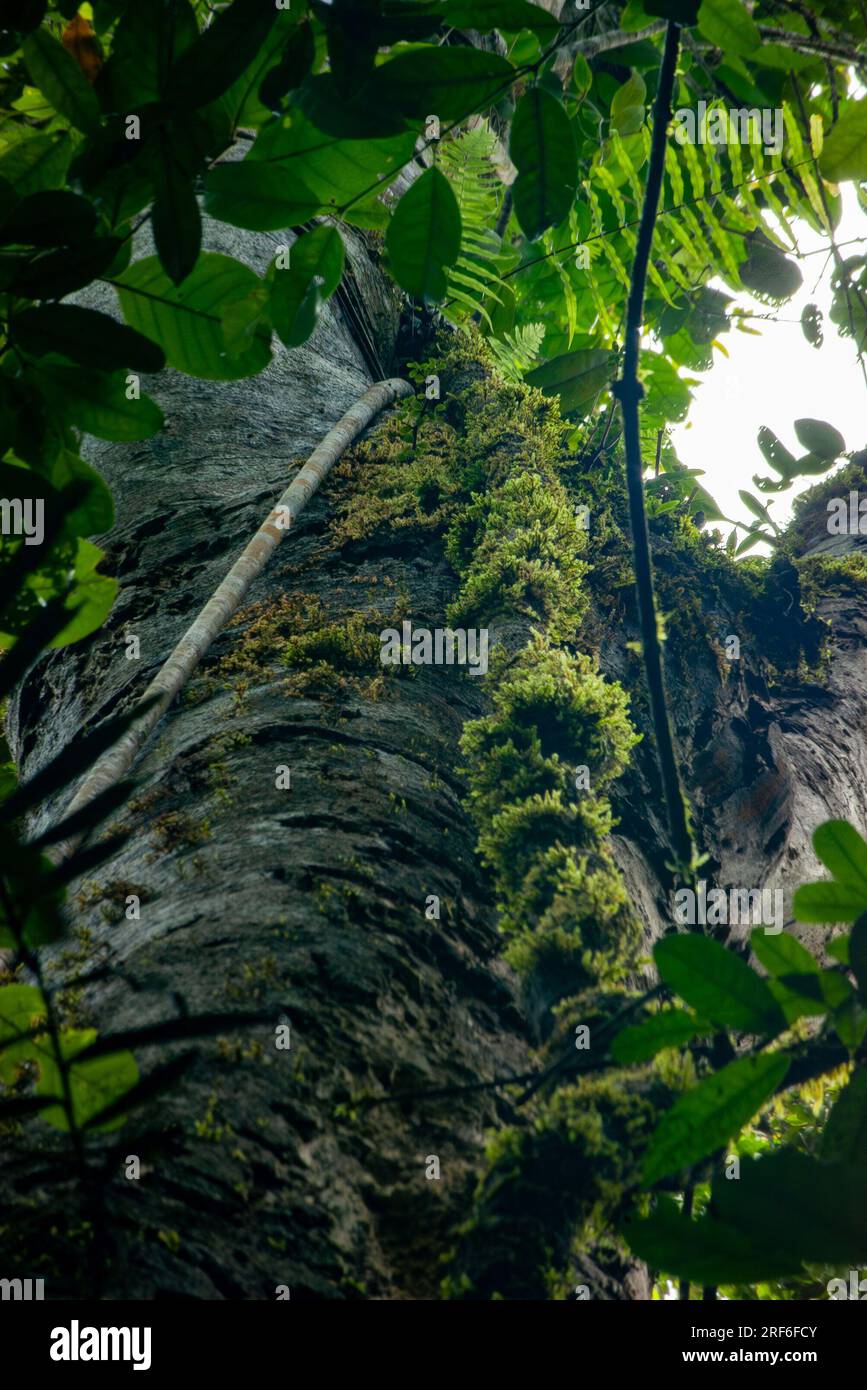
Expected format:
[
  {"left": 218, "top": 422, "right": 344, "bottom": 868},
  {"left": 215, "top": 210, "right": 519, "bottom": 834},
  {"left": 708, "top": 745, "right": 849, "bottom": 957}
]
[{"left": 7, "top": 217, "right": 867, "bottom": 1300}]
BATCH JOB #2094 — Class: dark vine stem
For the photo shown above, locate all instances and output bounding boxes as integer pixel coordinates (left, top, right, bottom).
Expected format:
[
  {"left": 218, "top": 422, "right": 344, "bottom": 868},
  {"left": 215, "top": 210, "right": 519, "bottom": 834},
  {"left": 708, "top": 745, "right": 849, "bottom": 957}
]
[{"left": 614, "top": 19, "right": 694, "bottom": 878}]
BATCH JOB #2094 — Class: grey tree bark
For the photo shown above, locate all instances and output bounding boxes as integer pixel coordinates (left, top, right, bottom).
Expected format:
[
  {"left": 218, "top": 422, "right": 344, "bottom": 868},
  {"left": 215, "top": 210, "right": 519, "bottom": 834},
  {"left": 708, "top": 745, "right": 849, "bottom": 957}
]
[{"left": 5, "top": 212, "right": 866, "bottom": 1300}]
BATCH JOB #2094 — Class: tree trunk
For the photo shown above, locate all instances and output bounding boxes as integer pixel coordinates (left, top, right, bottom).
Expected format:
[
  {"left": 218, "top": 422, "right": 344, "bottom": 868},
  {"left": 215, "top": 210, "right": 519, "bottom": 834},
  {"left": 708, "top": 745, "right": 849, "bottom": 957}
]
[{"left": 6, "top": 216, "right": 867, "bottom": 1301}]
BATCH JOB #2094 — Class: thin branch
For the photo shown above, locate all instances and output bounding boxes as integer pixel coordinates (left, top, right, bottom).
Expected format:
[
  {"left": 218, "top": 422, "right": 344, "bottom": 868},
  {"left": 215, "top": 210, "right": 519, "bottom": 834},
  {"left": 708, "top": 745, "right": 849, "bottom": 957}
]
[{"left": 614, "top": 20, "right": 694, "bottom": 875}]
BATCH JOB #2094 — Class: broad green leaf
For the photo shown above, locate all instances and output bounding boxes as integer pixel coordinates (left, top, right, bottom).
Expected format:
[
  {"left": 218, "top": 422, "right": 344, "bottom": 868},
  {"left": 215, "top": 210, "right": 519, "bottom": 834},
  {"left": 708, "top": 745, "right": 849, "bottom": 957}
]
[
  {"left": 268, "top": 225, "right": 345, "bottom": 349},
  {"left": 794, "top": 880, "right": 867, "bottom": 924},
  {"left": 822, "top": 1068, "right": 867, "bottom": 1162},
  {"left": 51, "top": 539, "right": 118, "bottom": 648},
  {"left": 50, "top": 451, "right": 114, "bottom": 536},
  {"left": 525, "top": 347, "right": 614, "bottom": 417},
  {"left": 22, "top": 30, "right": 100, "bottom": 133},
  {"left": 738, "top": 488, "right": 773, "bottom": 524},
  {"left": 12, "top": 305, "right": 165, "bottom": 373},
  {"left": 165, "top": 0, "right": 280, "bottom": 111},
  {"left": 101, "top": 0, "right": 199, "bottom": 109},
  {"left": 827, "top": 933, "right": 850, "bottom": 965},
  {"left": 801, "top": 302, "right": 823, "bottom": 349},
  {"left": 572, "top": 54, "right": 592, "bottom": 97},
  {"left": 116, "top": 253, "right": 272, "bottom": 380},
  {"left": 34, "top": 364, "right": 164, "bottom": 441},
  {"left": 247, "top": 113, "right": 416, "bottom": 228},
  {"left": 793, "top": 418, "right": 845, "bottom": 460},
  {"left": 204, "top": 160, "right": 324, "bottom": 232},
  {"left": 374, "top": 46, "right": 515, "bottom": 121},
  {"left": 750, "top": 927, "right": 817, "bottom": 978},
  {"left": 813, "top": 819, "right": 867, "bottom": 892},
  {"left": 0, "top": 190, "right": 95, "bottom": 248},
  {"left": 630, "top": 1151, "right": 867, "bottom": 1281},
  {"left": 623, "top": 1193, "right": 803, "bottom": 1284},
  {"left": 820, "top": 99, "right": 867, "bottom": 183},
  {"left": 36, "top": 1027, "right": 139, "bottom": 1132},
  {"left": 740, "top": 238, "right": 802, "bottom": 300},
  {"left": 0, "top": 983, "right": 47, "bottom": 1084},
  {"left": 610, "top": 72, "right": 646, "bottom": 136},
  {"left": 386, "top": 167, "right": 461, "bottom": 302},
  {"left": 642, "top": 1052, "right": 789, "bottom": 1184},
  {"left": 153, "top": 158, "right": 202, "bottom": 287},
  {"left": 0, "top": 134, "right": 72, "bottom": 195},
  {"left": 697, "top": 0, "right": 761, "bottom": 55},
  {"left": 756, "top": 425, "right": 797, "bottom": 478},
  {"left": 510, "top": 87, "right": 577, "bottom": 240},
  {"left": 441, "top": 0, "right": 559, "bottom": 36},
  {"left": 611, "top": 1008, "right": 710, "bottom": 1064},
  {"left": 11, "top": 237, "right": 123, "bottom": 300},
  {"left": 654, "top": 934, "right": 786, "bottom": 1034}
]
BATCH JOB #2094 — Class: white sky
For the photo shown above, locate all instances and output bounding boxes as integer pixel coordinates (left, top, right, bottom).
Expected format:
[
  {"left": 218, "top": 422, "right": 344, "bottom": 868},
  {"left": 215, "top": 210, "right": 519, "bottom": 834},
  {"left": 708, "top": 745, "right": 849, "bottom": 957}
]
[{"left": 669, "top": 185, "right": 866, "bottom": 545}]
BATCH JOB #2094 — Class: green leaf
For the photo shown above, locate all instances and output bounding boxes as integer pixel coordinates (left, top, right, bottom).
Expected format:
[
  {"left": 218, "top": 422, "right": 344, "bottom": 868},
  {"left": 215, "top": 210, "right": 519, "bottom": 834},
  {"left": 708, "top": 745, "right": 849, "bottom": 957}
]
[
  {"left": 750, "top": 927, "right": 817, "bottom": 978},
  {"left": 259, "top": 20, "right": 316, "bottom": 111},
  {"left": 386, "top": 167, "right": 461, "bottom": 302},
  {"left": 204, "top": 160, "right": 324, "bottom": 232},
  {"left": 246, "top": 114, "right": 417, "bottom": 228},
  {"left": 116, "top": 253, "right": 272, "bottom": 380},
  {"left": 740, "top": 239, "right": 803, "bottom": 301},
  {"left": 827, "top": 933, "right": 850, "bottom": 965},
  {"left": 642, "top": 1052, "right": 790, "bottom": 1185},
  {"left": 813, "top": 819, "right": 867, "bottom": 892},
  {"left": 165, "top": 0, "right": 280, "bottom": 111},
  {"left": 36, "top": 1028, "right": 139, "bottom": 1132},
  {"left": 510, "top": 87, "right": 577, "bottom": 241},
  {"left": 13, "top": 305, "right": 165, "bottom": 373},
  {"left": 738, "top": 488, "right": 773, "bottom": 525},
  {"left": 793, "top": 418, "right": 845, "bottom": 460},
  {"left": 819, "top": 99, "right": 867, "bottom": 183},
  {"left": 654, "top": 934, "right": 786, "bottom": 1034},
  {"left": 572, "top": 53, "right": 592, "bottom": 98},
  {"left": 268, "top": 225, "right": 345, "bottom": 350},
  {"left": 623, "top": 1193, "right": 803, "bottom": 1284},
  {"left": 525, "top": 347, "right": 614, "bottom": 418},
  {"left": 611, "top": 1008, "right": 710, "bottom": 1064},
  {"left": 153, "top": 158, "right": 202, "bottom": 287},
  {"left": 374, "top": 46, "right": 515, "bottom": 121},
  {"left": 101, "top": 0, "right": 199, "bottom": 109},
  {"left": 794, "top": 880, "right": 867, "bottom": 924},
  {"left": 756, "top": 425, "right": 798, "bottom": 478},
  {"left": 800, "top": 303, "right": 824, "bottom": 349},
  {"left": 610, "top": 71, "right": 646, "bottom": 136},
  {"left": 0, "top": 134, "right": 72, "bottom": 196},
  {"left": 441, "top": 0, "right": 559, "bottom": 36},
  {"left": 54, "top": 538, "right": 117, "bottom": 646},
  {"left": 822, "top": 1068, "right": 867, "bottom": 1162},
  {"left": 34, "top": 365, "right": 164, "bottom": 441},
  {"left": 10, "top": 238, "right": 123, "bottom": 300},
  {"left": 22, "top": 30, "right": 100, "bottom": 133},
  {"left": 697, "top": 0, "right": 761, "bottom": 55},
  {"left": 0, "top": 190, "right": 96, "bottom": 247},
  {"left": 49, "top": 450, "right": 114, "bottom": 536},
  {"left": 0, "top": 983, "right": 47, "bottom": 1084}
]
